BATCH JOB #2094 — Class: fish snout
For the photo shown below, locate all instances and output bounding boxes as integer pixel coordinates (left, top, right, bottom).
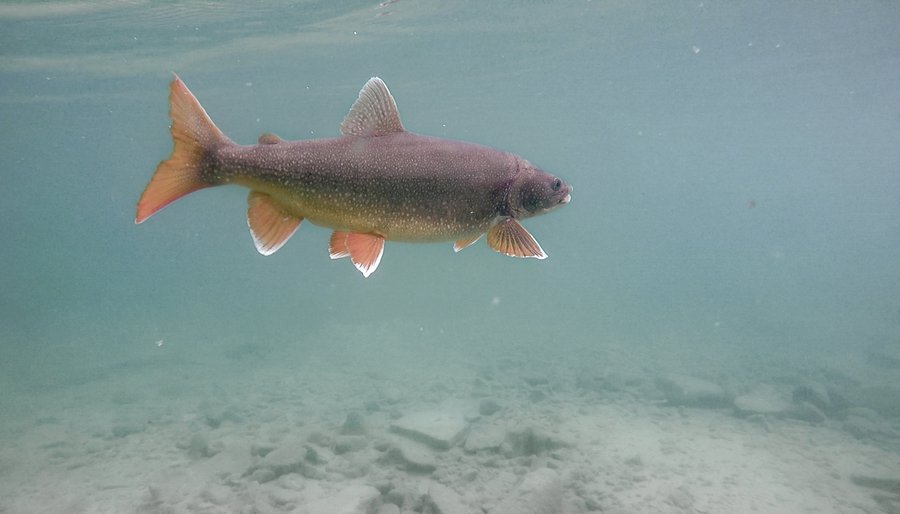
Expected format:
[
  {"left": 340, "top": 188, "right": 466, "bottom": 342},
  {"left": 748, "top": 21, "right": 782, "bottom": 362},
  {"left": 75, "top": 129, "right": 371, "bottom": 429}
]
[{"left": 560, "top": 184, "right": 572, "bottom": 205}]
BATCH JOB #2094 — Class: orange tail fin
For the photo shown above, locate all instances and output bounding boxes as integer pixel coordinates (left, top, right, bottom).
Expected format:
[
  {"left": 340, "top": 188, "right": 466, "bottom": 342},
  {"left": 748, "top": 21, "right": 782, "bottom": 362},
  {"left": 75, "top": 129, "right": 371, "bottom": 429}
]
[{"left": 135, "top": 74, "right": 230, "bottom": 224}]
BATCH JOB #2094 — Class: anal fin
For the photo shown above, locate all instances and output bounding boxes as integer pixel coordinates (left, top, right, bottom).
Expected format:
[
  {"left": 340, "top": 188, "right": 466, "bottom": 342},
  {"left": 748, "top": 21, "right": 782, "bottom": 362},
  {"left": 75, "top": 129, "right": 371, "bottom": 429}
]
[
  {"left": 330, "top": 231, "right": 384, "bottom": 277},
  {"left": 486, "top": 218, "right": 547, "bottom": 259},
  {"left": 247, "top": 191, "right": 302, "bottom": 256}
]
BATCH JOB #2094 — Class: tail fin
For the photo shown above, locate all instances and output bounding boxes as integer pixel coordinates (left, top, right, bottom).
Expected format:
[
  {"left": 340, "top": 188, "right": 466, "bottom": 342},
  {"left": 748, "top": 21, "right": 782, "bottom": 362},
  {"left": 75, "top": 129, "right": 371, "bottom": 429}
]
[{"left": 135, "top": 74, "right": 229, "bottom": 224}]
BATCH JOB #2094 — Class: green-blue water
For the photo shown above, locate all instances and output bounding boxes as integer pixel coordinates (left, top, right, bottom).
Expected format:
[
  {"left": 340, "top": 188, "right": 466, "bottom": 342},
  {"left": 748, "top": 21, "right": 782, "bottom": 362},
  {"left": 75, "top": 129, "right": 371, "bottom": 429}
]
[{"left": 2, "top": 1, "right": 899, "bottom": 512}]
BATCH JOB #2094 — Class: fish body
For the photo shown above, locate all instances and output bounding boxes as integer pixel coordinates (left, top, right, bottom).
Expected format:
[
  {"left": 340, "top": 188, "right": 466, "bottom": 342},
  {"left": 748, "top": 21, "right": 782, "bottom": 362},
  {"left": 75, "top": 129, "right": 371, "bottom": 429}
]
[
  {"left": 218, "top": 133, "right": 517, "bottom": 242},
  {"left": 137, "top": 75, "right": 572, "bottom": 277}
]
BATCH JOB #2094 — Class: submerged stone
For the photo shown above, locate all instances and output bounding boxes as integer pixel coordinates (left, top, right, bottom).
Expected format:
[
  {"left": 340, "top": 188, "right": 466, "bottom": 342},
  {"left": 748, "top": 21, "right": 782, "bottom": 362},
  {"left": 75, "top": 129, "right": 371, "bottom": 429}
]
[
  {"left": 304, "top": 485, "right": 380, "bottom": 514},
  {"left": 734, "top": 385, "right": 791, "bottom": 416},
  {"left": 426, "top": 481, "right": 470, "bottom": 514},
  {"left": 390, "top": 403, "right": 470, "bottom": 450},
  {"left": 655, "top": 374, "right": 730, "bottom": 408},
  {"left": 379, "top": 437, "right": 437, "bottom": 474},
  {"left": 464, "top": 422, "right": 506, "bottom": 453},
  {"left": 490, "top": 468, "right": 562, "bottom": 514}
]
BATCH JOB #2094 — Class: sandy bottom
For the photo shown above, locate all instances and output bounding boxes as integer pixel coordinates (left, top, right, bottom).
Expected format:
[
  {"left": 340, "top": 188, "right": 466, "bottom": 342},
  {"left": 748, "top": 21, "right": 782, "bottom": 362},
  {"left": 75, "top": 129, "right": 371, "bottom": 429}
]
[{"left": 1, "top": 319, "right": 898, "bottom": 514}]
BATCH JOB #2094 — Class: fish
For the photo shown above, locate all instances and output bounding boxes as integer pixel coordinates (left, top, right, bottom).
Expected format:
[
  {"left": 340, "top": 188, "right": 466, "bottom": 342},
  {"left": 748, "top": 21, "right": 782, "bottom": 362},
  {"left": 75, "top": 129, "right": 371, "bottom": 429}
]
[{"left": 136, "top": 75, "right": 572, "bottom": 277}]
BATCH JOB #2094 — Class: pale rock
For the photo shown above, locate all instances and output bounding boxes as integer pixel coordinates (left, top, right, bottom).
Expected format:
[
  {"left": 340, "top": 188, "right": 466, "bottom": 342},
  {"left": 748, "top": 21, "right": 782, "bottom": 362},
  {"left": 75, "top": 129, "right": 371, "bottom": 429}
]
[
  {"left": 850, "top": 475, "right": 900, "bottom": 495},
  {"left": 380, "top": 437, "right": 437, "bottom": 473},
  {"left": 390, "top": 402, "right": 471, "bottom": 450},
  {"left": 268, "top": 486, "right": 302, "bottom": 510},
  {"left": 203, "top": 406, "right": 241, "bottom": 429},
  {"left": 249, "top": 468, "right": 276, "bottom": 483},
  {"left": 193, "top": 441, "right": 253, "bottom": 480},
  {"left": 251, "top": 442, "right": 275, "bottom": 458},
  {"left": 523, "top": 376, "right": 549, "bottom": 387},
  {"left": 857, "top": 385, "right": 900, "bottom": 417},
  {"left": 304, "top": 444, "right": 328, "bottom": 465},
  {"left": 384, "top": 479, "right": 431, "bottom": 509},
  {"left": 342, "top": 411, "right": 366, "bottom": 435},
  {"left": 471, "top": 377, "right": 491, "bottom": 398},
  {"left": 666, "top": 485, "right": 694, "bottom": 509},
  {"left": 865, "top": 342, "right": 900, "bottom": 369},
  {"left": 245, "top": 441, "right": 319, "bottom": 482},
  {"left": 502, "top": 426, "right": 570, "bottom": 457},
  {"left": 490, "top": 468, "right": 562, "bottom": 514},
  {"left": 791, "top": 401, "right": 826, "bottom": 424},
  {"left": 464, "top": 423, "right": 505, "bottom": 453},
  {"left": 425, "top": 481, "right": 469, "bottom": 514},
  {"left": 655, "top": 374, "right": 729, "bottom": 408},
  {"left": 307, "top": 431, "right": 334, "bottom": 448},
  {"left": 264, "top": 443, "right": 308, "bottom": 473},
  {"left": 479, "top": 399, "right": 502, "bottom": 416},
  {"left": 843, "top": 410, "right": 899, "bottom": 441},
  {"left": 376, "top": 505, "right": 401, "bottom": 514},
  {"left": 301, "top": 485, "right": 380, "bottom": 514},
  {"left": 792, "top": 382, "right": 831, "bottom": 412},
  {"left": 382, "top": 387, "right": 405, "bottom": 405},
  {"left": 734, "top": 385, "right": 792, "bottom": 416},
  {"left": 111, "top": 422, "right": 145, "bottom": 438},
  {"left": 846, "top": 406, "right": 881, "bottom": 421},
  {"left": 187, "top": 432, "right": 220, "bottom": 458},
  {"left": 328, "top": 453, "right": 371, "bottom": 479},
  {"left": 201, "top": 483, "right": 231, "bottom": 506},
  {"left": 334, "top": 435, "right": 368, "bottom": 454},
  {"left": 575, "top": 370, "right": 628, "bottom": 393}
]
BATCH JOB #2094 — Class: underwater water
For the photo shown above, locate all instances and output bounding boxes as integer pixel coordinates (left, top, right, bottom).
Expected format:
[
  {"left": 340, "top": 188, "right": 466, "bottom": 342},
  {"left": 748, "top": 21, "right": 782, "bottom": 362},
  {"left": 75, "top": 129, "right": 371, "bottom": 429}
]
[{"left": 1, "top": 1, "right": 899, "bottom": 512}]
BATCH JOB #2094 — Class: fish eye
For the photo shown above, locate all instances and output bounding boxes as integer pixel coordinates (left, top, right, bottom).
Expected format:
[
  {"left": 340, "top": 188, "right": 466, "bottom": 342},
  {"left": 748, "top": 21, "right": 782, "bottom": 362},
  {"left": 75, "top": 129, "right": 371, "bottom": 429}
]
[{"left": 551, "top": 178, "right": 562, "bottom": 191}]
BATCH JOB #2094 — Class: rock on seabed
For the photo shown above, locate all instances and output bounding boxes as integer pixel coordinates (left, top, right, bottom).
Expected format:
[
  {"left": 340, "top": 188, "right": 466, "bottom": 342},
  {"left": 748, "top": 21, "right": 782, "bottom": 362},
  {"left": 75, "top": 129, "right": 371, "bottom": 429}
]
[
  {"left": 490, "top": 468, "right": 563, "bottom": 514},
  {"left": 301, "top": 485, "right": 380, "bottom": 514},
  {"left": 655, "top": 374, "right": 730, "bottom": 408},
  {"left": 389, "top": 403, "right": 470, "bottom": 450}
]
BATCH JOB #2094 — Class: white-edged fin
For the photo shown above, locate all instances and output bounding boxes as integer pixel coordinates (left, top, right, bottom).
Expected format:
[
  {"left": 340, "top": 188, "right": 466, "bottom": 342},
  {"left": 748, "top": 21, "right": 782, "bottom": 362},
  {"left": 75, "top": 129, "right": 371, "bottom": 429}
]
[
  {"left": 453, "top": 233, "right": 483, "bottom": 253},
  {"left": 486, "top": 218, "right": 547, "bottom": 259},
  {"left": 329, "top": 231, "right": 351, "bottom": 259},
  {"left": 340, "top": 77, "right": 405, "bottom": 137},
  {"left": 345, "top": 233, "right": 385, "bottom": 278},
  {"left": 247, "top": 191, "right": 302, "bottom": 256}
]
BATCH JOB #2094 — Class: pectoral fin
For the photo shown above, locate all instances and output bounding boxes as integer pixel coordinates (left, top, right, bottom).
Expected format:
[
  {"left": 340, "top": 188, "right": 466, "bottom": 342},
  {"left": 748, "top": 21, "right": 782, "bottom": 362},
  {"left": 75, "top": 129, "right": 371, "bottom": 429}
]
[
  {"left": 329, "top": 231, "right": 385, "bottom": 278},
  {"left": 247, "top": 191, "right": 301, "bottom": 256},
  {"left": 486, "top": 219, "right": 547, "bottom": 259},
  {"left": 453, "top": 233, "right": 483, "bottom": 252},
  {"left": 329, "top": 231, "right": 351, "bottom": 259}
]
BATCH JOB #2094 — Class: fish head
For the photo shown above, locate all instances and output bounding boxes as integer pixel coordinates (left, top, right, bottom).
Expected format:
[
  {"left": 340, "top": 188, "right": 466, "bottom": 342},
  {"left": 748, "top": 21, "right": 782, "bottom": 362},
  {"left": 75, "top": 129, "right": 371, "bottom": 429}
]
[{"left": 508, "top": 159, "right": 572, "bottom": 219}]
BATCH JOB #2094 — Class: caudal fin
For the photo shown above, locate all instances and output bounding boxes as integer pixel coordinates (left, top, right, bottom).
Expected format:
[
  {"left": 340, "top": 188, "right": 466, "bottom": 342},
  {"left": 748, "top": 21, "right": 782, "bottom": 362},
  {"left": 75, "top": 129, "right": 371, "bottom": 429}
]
[{"left": 135, "top": 74, "right": 229, "bottom": 224}]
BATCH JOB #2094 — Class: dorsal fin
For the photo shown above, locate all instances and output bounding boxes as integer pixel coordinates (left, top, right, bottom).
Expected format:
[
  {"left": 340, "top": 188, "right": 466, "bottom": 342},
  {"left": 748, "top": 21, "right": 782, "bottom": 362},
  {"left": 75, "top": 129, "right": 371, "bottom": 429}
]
[
  {"left": 340, "top": 77, "right": 405, "bottom": 137},
  {"left": 258, "top": 132, "right": 284, "bottom": 145}
]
